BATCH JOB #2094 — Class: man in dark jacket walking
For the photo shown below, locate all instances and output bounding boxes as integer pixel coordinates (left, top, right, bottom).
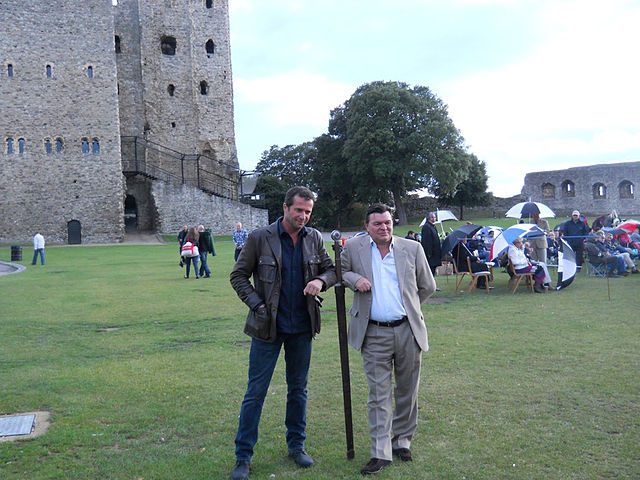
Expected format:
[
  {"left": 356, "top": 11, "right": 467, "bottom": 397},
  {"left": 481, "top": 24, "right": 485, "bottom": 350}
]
[
  {"left": 421, "top": 213, "right": 442, "bottom": 278},
  {"left": 229, "top": 186, "right": 336, "bottom": 480}
]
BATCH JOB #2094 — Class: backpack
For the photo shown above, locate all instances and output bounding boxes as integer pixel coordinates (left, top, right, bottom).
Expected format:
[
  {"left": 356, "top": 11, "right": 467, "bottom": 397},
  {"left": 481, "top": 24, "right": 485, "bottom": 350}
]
[{"left": 181, "top": 241, "right": 199, "bottom": 257}]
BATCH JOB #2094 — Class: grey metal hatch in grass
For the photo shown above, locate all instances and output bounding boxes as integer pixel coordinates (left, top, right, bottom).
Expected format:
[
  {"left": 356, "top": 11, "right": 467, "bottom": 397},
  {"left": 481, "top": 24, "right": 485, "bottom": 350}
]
[{"left": 0, "top": 414, "right": 36, "bottom": 437}]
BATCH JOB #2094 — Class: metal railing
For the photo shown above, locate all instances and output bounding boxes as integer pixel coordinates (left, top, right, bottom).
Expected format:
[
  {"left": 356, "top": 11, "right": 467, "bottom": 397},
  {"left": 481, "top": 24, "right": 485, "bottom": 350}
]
[{"left": 120, "top": 136, "right": 239, "bottom": 200}]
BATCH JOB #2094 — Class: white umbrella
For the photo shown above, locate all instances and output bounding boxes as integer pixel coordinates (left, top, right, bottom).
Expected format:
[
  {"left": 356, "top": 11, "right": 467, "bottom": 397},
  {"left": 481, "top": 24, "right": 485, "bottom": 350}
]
[
  {"left": 419, "top": 209, "right": 458, "bottom": 227},
  {"left": 505, "top": 201, "right": 555, "bottom": 219}
]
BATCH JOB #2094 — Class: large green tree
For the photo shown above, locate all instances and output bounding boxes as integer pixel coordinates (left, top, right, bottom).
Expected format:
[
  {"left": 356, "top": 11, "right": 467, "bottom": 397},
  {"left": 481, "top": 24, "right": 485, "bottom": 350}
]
[
  {"left": 434, "top": 153, "right": 492, "bottom": 219},
  {"left": 331, "top": 81, "right": 467, "bottom": 224}
]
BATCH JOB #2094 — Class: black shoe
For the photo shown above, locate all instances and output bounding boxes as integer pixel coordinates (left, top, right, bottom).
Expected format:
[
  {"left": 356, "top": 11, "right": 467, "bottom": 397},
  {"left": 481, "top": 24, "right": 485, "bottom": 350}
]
[
  {"left": 435, "top": 287, "right": 441, "bottom": 292},
  {"left": 392, "top": 448, "right": 412, "bottom": 461},
  {"left": 360, "top": 458, "right": 392, "bottom": 475},
  {"left": 289, "top": 449, "right": 314, "bottom": 468},
  {"left": 620, "top": 271, "right": 629, "bottom": 276},
  {"left": 179, "top": 261, "right": 183, "bottom": 268},
  {"left": 477, "top": 285, "right": 494, "bottom": 290},
  {"left": 231, "top": 459, "right": 251, "bottom": 480},
  {"left": 632, "top": 269, "right": 639, "bottom": 274},
  {"left": 184, "top": 275, "right": 188, "bottom": 279},
  {"left": 534, "top": 283, "right": 544, "bottom": 293}
]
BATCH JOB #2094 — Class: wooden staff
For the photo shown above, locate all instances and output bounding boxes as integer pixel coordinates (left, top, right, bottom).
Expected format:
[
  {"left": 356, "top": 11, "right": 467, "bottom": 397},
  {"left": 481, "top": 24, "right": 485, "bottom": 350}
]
[{"left": 331, "top": 230, "right": 355, "bottom": 460}]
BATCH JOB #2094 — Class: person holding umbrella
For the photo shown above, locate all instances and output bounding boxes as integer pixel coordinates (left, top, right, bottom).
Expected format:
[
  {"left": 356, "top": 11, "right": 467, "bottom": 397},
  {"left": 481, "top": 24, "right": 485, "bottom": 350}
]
[
  {"left": 421, "top": 212, "right": 442, "bottom": 289},
  {"left": 564, "top": 210, "right": 590, "bottom": 268}
]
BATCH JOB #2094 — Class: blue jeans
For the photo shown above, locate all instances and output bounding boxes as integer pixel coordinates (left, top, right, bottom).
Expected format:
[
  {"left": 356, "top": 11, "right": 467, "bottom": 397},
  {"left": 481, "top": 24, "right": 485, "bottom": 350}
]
[
  {"left": 32, "top": 249, "right": 45, "bottom": 265},
  {"left": 199, "top": 251, "right": 211, "bottom": 277},
  {"left": 235, "top": 333, "right": 312, "bottom": 460},
  {"left": 185, "top": 255, "right": 199, "bottom": 278}
]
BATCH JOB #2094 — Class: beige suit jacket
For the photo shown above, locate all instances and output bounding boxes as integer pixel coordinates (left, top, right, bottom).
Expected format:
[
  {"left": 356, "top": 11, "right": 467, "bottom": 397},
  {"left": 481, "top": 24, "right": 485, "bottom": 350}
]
[{"left": 341, "top": 234, "right": 435, "bottom": 352}]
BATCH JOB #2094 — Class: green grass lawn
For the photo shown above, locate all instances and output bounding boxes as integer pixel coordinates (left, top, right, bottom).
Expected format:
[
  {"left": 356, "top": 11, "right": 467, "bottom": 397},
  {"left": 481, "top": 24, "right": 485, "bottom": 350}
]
[{"left": 1, "top": 226, "right": 638, "bottom": 479}]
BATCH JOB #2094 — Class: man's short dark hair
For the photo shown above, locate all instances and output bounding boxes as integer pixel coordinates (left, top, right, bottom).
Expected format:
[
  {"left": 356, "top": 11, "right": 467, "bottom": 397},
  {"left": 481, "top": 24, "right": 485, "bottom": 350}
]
[
  {"left": 284, "top": 186, "right": 315, "bottom": 207},
  {"left": 365, "top": 203, "right": 393, "bottom": 224}
]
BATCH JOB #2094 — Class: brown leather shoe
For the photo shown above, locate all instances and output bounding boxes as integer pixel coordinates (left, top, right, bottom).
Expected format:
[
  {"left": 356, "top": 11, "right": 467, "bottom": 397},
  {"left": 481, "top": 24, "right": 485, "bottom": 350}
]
[{"left": 392, "top": 447, "right": 412, "bottom": 461}]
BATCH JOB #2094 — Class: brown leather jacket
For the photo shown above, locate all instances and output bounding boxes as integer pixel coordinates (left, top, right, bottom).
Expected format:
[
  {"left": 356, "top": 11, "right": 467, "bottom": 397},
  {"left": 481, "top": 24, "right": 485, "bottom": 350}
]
[{"left": 230, "top": 219, "right": 336, "bottom": 342}]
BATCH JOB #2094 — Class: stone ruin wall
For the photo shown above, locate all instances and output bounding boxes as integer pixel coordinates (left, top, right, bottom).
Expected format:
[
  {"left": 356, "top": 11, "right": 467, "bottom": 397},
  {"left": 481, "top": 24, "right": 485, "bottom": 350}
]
[{"left": 522, "top": 161, "right": 640, "bottom": 217}]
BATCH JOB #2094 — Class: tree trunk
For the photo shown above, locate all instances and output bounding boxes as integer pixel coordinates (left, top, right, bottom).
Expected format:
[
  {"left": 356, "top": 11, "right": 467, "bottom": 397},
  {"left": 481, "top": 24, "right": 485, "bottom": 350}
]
[{"left": 392, "top": 190, "right": 408, "bottom": 225}]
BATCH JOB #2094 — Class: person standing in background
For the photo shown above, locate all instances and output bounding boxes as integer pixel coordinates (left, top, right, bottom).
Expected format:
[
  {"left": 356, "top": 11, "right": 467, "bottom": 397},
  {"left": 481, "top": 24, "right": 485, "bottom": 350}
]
[
  {"left": 233, "top": 222, "right": 248, "bottom": 261},
  {"left": 32, "top": 232, "right": 45, "bottom": 265}
]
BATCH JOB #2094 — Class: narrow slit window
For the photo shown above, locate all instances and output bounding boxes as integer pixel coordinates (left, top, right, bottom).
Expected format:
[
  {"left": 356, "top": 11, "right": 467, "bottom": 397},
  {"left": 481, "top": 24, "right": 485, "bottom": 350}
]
[
  {"left": 200, "top": 80, "right": 208, "bottom": 95},
  {"left": 92, "top": 139, "right": 100, "bottom": 154},
  {"left": 206, "top": 39, "right": 215, "bottom": 54},
  {"left": 115, "top": 35, "right": 121, "bottom": 53},
  {"left": 87, "top": 66, "right": 94, "bottom": 78},
  {"left": 46, "top": 64, "right": 52, "bottom": 78},
  {"left": 18, "top": 138, "right": 25, "bottom": 154},
  {"left": 56, "top": 138, "right": 63, "bottom": 153},
  {"left": 81, "top": 138, "right": 90, "bottom": 154},
  {"left": 206, "top": 0, "right": 213, "bottom": 8},
  {"left": 168, "top": 84, "right": 175, "bottom": 96},
  {"left": 7, "top": 64, "right": 13, "bottom": 77},
  {"left": 45, "top": 139, "right": 52, "bottom": 154},
  {"left": 6, "top": 138, "right": 14, "bottom": 154},
  {"left": 161, "top": 36, "right": 177, "bottom": 55}
]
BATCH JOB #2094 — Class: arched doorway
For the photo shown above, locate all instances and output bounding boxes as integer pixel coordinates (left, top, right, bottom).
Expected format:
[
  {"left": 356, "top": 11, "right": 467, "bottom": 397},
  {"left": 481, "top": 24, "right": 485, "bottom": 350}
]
[
  {"left": 68, "top": 220, "right": 82, "bottom": 244},
  {"left": 124, "top": 195, "right": 138, "bottom": 232}
]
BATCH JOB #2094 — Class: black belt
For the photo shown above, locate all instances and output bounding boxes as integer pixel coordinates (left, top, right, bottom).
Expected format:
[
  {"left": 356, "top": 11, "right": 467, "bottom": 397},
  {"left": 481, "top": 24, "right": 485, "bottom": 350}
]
[{"left": 369, "top": 316, "right": 407, "bottom": 327}]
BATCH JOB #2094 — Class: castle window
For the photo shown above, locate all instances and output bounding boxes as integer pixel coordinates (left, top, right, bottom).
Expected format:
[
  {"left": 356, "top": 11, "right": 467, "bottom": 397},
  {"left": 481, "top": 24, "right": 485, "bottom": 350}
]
[
  {"left": 200, "top": 80, "right": 208, "bottom": 95},
  {"left": 18, "top": 138, "right": 25, "bottom": 154},
  {"left": 161, "top": 36, "right": 177, "bottom": 55},
  {"left": 56, "top": 138, "right": 64, "bottom": 153},
  {"left": 205, "top": 0, "right": 213, "bottom": 8},
  {"left": 168, "top": 84, "right": 175, "bottom": 96},
  {"left": 46, "top": 64, "right": 52, "bottom": 78},
  {"left": 115, "top": 35, "right": 121, "bottom": 53},
  {"left": 593, "top": 183, "right": 606, "bottom": 199},
  {"left": 541, "top": 182, "right": 555, "bottom": 198},
  {"left": 44, "top": 139, "right": 52, "bottom": 154},
  {"left": 206, "top": 39, "right": 215, "bottom": 55},
  {"left": 81, "top": 138, "right": 90, "bottom": 154},
  {"left": 6, "top": 138, "right": 13, "bottom": 154},
  {"left": 619, "top": 180, "right": 634, "bottom": 199},
  {"left": 87, "top": 66, "right": 94, "bottom": 78},
  {"left": 561, "top": 180, "right": 575, "bottom": 197},
  {"left": 92, "top": 139, "right": 100, "bottom": 154},
  {"left": 7, "top": 64, "right": 13, "bottom": 77},
  {"left": 171, "top": 122, "right": 176, "bottom": 128}
]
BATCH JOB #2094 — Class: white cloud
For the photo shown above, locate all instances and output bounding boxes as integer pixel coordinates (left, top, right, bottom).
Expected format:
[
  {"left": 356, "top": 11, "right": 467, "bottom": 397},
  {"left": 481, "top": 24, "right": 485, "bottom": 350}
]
[
  {"left": 441, "top": 0, "right": 640, "bottom": 196},
  {"left": 234, "top": 72, "right": 354, "bottom": 129}
]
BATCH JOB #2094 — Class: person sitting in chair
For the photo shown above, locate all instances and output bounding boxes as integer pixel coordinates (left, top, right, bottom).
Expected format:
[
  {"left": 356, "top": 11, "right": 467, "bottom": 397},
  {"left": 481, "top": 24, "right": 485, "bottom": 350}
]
[
  {"left": 451, "top": 237, "right": 491, "bottom": 289},
  {"left": 508, "top": 238, "right": 551, "bottom": 293}
]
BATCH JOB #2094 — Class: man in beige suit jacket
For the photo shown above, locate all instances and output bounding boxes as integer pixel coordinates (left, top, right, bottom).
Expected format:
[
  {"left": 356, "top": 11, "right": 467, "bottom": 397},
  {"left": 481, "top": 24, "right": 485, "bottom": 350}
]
[{"left": 341, "top": 204, "right": 435, "bottom": 475}]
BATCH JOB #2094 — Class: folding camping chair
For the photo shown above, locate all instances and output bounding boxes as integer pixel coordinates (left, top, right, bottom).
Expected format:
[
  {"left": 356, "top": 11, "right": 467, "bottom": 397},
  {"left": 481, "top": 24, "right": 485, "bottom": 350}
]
[
  {"left": 507, "top": 259, "right": 534, "bottom": 293},
  {"left": 465, "top": 257, "right": 492, "bottom": 294}
]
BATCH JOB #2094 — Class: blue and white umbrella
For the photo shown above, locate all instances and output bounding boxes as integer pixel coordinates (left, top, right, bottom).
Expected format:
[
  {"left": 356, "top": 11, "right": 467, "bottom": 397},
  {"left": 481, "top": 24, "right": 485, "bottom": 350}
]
[
  {"left": 505, "top": 201, "right": 555, "bottom": 219},
  {"left": 477, "top": 225, "right": 503, "bottom": 238},
  {"left": 489, "top": 223, "right": 546, "bottom": 261}
]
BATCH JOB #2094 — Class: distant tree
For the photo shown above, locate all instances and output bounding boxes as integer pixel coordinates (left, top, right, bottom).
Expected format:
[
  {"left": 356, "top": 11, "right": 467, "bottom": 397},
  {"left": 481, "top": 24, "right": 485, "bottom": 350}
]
[
  {"left": 254, "top": 143, "right": 316, "bottom": 189},
  {"left": 253, "top": 175, "right": 288, "bottom": 223},
  {"left": 435, "top": 153, "right": 492, "bottom": 219},
  {"left": 331, "top": 81, "right": 466, "bottom": 224}
]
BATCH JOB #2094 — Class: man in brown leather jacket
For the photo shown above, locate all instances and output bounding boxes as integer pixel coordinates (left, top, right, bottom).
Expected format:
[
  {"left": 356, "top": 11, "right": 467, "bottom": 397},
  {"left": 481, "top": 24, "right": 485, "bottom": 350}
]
[{"left": 229, "top": 186, "right": 336, "bottom": 480}]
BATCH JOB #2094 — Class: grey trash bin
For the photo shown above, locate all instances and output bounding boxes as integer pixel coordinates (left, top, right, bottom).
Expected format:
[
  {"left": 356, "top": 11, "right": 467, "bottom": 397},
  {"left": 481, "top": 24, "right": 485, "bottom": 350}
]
[{"left": 11, "top": 245, "right": 22, "bottom": 261}]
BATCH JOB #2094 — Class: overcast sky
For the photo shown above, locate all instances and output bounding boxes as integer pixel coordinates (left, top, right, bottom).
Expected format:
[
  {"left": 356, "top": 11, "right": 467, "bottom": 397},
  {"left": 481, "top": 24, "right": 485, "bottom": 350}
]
[{"left": 228, "top": 0, "right": 640, "bottom": 197}]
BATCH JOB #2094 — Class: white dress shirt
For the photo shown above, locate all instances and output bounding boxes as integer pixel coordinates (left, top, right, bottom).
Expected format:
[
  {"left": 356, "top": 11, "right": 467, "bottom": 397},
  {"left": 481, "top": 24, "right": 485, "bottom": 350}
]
[{"left": 369, "top": 239, "right": 407, "bottom": 322}]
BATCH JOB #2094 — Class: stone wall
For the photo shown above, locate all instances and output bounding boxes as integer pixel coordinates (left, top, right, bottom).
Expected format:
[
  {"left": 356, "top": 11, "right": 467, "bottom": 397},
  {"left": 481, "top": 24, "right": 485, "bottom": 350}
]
[
  {"left": 151, "top": 180, "right": 268, "bottom": 235},
  {"left": 522, "top": 161, "right": 640, "bottom": 217},
  {"left": 0, "top": 0, "right": 125, "bottom": 244},
  {"left": 1, "top": 0, "right": 247, "bottom": 244}
]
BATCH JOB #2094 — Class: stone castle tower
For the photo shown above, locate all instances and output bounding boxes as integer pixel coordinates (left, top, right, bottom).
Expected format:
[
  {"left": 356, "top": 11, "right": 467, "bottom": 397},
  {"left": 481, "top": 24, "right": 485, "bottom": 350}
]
[{"left": 0, "top": 0, "right": 266, "bottom": 244}]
